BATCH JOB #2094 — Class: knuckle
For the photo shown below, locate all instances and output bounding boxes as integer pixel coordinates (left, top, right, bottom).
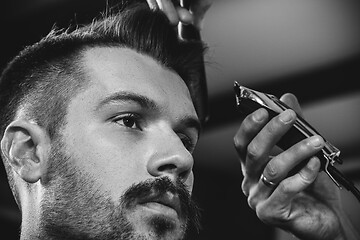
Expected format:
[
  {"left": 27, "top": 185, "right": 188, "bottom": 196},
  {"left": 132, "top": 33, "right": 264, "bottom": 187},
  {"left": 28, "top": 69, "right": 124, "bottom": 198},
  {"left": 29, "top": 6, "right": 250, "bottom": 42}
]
[
  {"left": 247, "top": 143, "right": 260, "bottom": 161},
  {"left": 247, "top": 195, "right": 257, "bottom": 210},
  {"left": 299, "top": 138, "right": 316, "bottom": 152},
  {"left": 240, "top": 162, "right": 247, "bottom": 176},
  {"left": 298, "top": 168, "right": 316, "bottom": 184},
  {"left": 243, "top": 112, "right": 263, "bottom": 133},
  {"left": 233, "top": 135, "right": 243, "bottom": 150},
  {"left": 241, "top": 177, "right": 252, "bottom": 192},
  {"left": 242, "top": 116, "right": 253, "bottom": 129},
  {"left": 277, "top": 181, "right": 292, "bottom": 195},
  {"left": 241, "top": 180, "right": 249, "bottom": 197},
  {"left": 264, "top": 161, "right": 278, "bottom": 178}
]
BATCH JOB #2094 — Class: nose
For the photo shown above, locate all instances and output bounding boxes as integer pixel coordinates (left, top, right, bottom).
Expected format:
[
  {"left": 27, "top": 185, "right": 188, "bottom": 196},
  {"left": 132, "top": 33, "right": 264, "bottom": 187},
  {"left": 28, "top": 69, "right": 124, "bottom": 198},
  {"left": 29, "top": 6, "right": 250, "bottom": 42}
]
[{"left": 146, "top": 129, "right": 194, "bottom": 182}]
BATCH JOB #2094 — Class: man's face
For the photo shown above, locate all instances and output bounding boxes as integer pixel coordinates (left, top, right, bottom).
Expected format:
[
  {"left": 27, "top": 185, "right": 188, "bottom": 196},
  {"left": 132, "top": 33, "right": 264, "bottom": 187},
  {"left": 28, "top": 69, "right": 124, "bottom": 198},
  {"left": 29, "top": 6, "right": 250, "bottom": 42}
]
[{"left": 42, "top": 47, "right": 201, "bottom": 240}]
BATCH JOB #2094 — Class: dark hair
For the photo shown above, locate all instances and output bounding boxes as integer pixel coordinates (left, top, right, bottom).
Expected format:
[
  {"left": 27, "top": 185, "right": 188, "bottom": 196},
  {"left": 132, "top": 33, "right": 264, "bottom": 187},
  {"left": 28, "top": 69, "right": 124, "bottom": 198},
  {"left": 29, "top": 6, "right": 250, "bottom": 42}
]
[{"left": 0, "top": 2, "right": 206, "bottom": 202}]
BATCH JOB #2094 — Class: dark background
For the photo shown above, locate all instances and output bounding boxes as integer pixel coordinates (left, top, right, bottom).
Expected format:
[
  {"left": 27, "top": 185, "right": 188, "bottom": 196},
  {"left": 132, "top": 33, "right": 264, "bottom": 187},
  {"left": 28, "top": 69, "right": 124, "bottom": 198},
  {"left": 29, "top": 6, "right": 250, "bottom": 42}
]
[{"left": 1, "top": 0, "right": 360, "bottom": 239}]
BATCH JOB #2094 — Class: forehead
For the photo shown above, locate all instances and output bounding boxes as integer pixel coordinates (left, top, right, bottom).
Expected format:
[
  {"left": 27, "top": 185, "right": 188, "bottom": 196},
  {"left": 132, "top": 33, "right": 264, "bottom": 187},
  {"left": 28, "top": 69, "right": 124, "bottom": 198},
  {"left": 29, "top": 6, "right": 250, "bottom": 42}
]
[{"left": 79, "top": 46, "right": 197, "bottom": 116}]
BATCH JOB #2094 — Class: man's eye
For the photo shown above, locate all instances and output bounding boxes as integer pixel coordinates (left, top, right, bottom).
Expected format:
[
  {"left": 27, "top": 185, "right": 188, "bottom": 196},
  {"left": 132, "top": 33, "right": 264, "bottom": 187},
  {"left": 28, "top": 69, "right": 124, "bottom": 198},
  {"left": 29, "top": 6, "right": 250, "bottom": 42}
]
[
  {"left": 113, "top": 113, "right": 140, "bottom": 129},
  {"left": 179, "top": 134, "right": 196, "bottom": 153}
]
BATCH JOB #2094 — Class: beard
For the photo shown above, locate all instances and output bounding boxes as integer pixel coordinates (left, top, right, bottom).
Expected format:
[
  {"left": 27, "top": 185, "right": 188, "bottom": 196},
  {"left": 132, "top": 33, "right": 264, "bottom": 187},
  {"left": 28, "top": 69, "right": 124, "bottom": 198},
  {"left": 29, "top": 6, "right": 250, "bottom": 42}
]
[{"left": 38, "top": 137, "right": 201, "bottom": 240}]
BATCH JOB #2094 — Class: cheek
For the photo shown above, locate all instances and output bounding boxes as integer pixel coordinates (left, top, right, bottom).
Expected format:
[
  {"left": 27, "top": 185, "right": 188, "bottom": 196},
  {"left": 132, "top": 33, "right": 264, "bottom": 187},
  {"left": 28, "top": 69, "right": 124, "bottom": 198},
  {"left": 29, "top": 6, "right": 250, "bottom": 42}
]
[
  {"left": 187, "top": 171, "right": 195, "bottom": 194},
  {"left": 67, "top": 126, "right": 148, "bottom": 200}
]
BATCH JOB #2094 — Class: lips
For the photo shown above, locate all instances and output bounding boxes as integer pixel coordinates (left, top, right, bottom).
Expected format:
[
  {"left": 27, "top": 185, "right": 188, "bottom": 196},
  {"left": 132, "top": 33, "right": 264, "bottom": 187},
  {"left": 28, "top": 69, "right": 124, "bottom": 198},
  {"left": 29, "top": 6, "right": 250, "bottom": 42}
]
[{"left": 138, "top": 191, "right": 182, "bottom": 217}]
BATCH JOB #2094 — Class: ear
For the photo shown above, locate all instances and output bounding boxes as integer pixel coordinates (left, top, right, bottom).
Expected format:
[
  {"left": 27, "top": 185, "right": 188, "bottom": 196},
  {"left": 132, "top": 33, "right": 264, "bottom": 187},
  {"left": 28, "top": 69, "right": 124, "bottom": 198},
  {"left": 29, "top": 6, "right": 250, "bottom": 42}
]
[{"left": 1, "top": 120, "right": 50, "bottom": 183}]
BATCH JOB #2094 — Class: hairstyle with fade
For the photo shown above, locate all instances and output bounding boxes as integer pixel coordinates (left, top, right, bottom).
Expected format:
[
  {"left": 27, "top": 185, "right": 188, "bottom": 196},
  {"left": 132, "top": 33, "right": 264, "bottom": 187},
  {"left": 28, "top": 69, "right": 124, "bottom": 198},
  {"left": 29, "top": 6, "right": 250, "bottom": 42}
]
[{"left": 0, "top": 1, "right": 206, "bottom": 205}]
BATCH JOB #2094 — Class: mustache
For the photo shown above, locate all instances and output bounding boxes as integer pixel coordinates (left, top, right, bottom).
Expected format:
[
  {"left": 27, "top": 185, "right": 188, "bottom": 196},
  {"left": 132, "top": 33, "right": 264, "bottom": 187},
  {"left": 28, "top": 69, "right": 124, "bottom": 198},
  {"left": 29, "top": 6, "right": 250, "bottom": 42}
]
[{"left": 121, "top": 177, "right": 201, "bottom": 233}]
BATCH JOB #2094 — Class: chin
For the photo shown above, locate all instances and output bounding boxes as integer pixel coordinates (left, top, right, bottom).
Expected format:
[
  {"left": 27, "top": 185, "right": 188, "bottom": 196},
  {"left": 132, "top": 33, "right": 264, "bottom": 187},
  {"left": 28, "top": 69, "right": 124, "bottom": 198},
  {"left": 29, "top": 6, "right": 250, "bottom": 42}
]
[{"left": 126, "top": 208, "right": 186, "bottom": 240}]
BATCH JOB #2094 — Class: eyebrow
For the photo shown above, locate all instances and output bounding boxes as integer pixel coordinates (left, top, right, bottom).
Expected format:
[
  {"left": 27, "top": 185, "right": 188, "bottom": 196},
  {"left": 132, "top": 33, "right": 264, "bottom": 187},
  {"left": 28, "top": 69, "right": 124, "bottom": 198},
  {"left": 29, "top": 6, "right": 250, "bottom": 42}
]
[
  {"left": 97, "top": 91, "right": 201, "bottom": 135},
  {"left": 97, "top": 91, "right": 158, "bottom": 111}
]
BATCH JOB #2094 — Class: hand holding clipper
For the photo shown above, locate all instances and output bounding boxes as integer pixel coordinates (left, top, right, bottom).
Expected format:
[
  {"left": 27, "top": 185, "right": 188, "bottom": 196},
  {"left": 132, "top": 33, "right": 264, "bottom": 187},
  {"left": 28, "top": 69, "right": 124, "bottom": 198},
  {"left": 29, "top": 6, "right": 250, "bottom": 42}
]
[{"left": 234, "top": 81, "right": 360, "bottom": 202}]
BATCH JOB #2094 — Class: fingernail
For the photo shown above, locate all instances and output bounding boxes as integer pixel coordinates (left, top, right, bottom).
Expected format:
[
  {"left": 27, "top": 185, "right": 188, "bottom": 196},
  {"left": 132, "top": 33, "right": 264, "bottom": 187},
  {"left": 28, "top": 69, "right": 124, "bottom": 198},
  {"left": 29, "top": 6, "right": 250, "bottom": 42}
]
[
  {"left": 310, "top": 136, "right": 323, "bottom": 148},
  {"left": 279, "top": 110, "right": 294, "bottom": 123}
]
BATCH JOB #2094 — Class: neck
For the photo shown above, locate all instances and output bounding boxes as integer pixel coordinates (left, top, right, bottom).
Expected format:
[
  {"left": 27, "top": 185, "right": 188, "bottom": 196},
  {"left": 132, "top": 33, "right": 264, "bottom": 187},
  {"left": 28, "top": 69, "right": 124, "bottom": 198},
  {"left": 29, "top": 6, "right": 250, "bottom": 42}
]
[{"left": 19, "top": 183, "right": 42, "bottom": 240}]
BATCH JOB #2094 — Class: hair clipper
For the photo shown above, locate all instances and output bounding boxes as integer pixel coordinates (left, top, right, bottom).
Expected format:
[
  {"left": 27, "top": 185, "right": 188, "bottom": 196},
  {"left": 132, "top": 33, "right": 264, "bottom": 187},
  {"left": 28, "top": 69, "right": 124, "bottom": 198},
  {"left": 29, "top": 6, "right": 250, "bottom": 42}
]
[{"left": 234, "top": 81, "right": 360, "bottom": 202}]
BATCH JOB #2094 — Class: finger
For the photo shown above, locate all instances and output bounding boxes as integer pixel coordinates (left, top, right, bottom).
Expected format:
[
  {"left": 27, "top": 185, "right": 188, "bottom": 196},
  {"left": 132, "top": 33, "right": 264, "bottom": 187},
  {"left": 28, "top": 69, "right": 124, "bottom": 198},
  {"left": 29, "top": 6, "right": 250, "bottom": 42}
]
[
  {"left": 251, "top": 157, "right": 321, "bottom": 223},
  {"left": 233, "top": 108, "right": 269, "bottom": 163},
  {"left": 146, "top": 0, "right": 159, "bottom": 9},
  {"left": 252, "top": 159, "right": 321, "bottom": 226},
  {"left": 245, "top": 172, "right": 276, "bottom": 210},
  {"left": 156, "top": 0, "right": 180, "bottom": 25},
  {"left": 269, "top": 156, "right": 321, "bottom": 205},
  {"left": 280, "top": 93, "right": 303, "bottom": 118},
  {"left": 176, "top": 6, "right": 194, "bottom": 25},
  {"left": 238, "top": 109, "right": 296, "bottom": 196},
  {"left": 235, "top": 109, "right": 269, "bottom": 197},
  {"left": 303, "top": 171, "right": 339, "bottom": 202},
  {"left": 245, "top": 109, "right": 297, "bottom": 177},
  {"left": 258, "top": 135, "right": 324, "bottom": 196},
  {"left": 262, "top": 135, "right": 324, "bottom": 184}
]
